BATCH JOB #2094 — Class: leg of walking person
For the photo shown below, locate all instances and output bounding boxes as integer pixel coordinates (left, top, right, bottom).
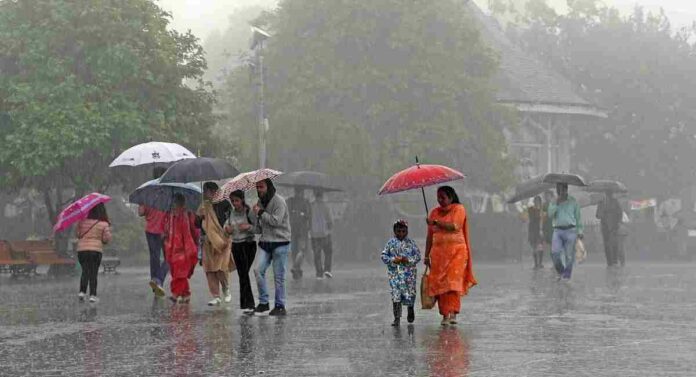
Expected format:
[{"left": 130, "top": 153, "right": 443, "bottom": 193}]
[
  {"left": 233, "top": 242, "right": 254, "bottom": 309},
  {"left": 323, "top": 236, "right": 333, "bottom": 275},
  {"left": 254, "top": 248, "right": 272, "bottom": 311},
  {"left": 550, "top": 230, "right": 564, "bottom": 276},
  {"left": 562, "top": 231, "right": 577, "bottom": 279},
  {"left": 89, "top": 252, "right": 102, "bottom": 297},
  {"left": 601, "top": 228, "right": 612, "bottom": 266},
  {"left": 311, "top": 238, "right": 323, "bottom": 278},
  {"left": 271, "top": 244, "right": 290, "bottom": 311},
  {"left": 206, "top": 271, "right": 221, "bottom": 298},
  {"left": 216, "top": 270, "right": 229, "bottom": 297},
  {"left": 78, "top": 252, "right": 89, "bottom": 295}
]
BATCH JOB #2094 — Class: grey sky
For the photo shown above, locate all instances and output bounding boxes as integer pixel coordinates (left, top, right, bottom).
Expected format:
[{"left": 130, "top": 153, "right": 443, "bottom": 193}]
[{"left": 158, "top": 0, "right": 696, "bottom": 42}]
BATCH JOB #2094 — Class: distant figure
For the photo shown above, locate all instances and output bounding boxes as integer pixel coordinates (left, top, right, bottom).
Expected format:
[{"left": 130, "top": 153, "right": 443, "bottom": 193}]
[
  {"left": 596, "top": 192, "right": 623, "bottom": 267},
  {"left": 542, "top": 191, "right": 555, "bottom": 264},
  {"left": 163, "top": 193, "right": 199, "bottom": 304},
  {"left": 381, "top": 219, "right": 421, "bottom": 327},
  {"left": 139, "top": 166, "right": 168, "bottom": 297},
  {"left": 310, "top": 190, "right": 334, "bottom": 279},
  {"left": 76, "top": 203, "right": 112, "bottom": 303},
  {"left": 253, "top": 178, "right": 292, "bottom": 316},
  {"left": 425, "top": 186, "right": 477, "bottom": 326},
  {"left": 287, "top": 187, "right": 311, "bottom": 280},
  {"left": 548, "top": 183, "right": 583, "bottom": 280},
  {"left": 524, "top": 196, "right": 545, "bottom": 269},
  {"left": 196, "top": 182, "right": 233, "bottom": 306},
  {"left": 224, "top": 190, "right": 258, "bottom": 313}
]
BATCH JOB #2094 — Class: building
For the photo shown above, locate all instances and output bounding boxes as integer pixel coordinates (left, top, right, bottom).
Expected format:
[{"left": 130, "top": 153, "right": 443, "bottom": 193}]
[{"left": 467, "top": 2, "right": 607, "bottom": 181}]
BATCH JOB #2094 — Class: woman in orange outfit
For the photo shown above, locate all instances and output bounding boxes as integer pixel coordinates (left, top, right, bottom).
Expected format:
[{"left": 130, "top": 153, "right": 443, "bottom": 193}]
[{"left": 425, "top": 186, "right": 477, "bottom": 326}]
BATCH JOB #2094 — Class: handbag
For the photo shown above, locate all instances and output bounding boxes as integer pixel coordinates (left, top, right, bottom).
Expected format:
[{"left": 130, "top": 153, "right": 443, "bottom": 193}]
[
  {"left": 575, "top": 239, "right": 587, "bottom": 264},
  {"left": 420, "top": 266, "right": 436, "bottom": 310}
]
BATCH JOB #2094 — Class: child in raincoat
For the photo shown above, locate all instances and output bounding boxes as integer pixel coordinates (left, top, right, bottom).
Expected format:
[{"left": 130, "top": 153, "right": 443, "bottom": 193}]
[
  {"left": 381, "top": 219, "right": 421, "bottom": 326},
  {"left": 163, "top": 193, "right": 200, "bottom": 303}
]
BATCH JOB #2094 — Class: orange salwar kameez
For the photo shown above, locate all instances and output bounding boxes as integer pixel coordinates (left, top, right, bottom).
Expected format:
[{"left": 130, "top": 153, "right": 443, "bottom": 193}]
[{"left": 427, "top": 203, "right": 477, "bottom": 317}]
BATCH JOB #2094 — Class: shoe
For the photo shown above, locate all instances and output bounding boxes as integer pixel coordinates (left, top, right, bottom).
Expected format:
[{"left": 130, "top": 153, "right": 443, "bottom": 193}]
[
  {"left": 149, "top": 280, "right": 165, "bottom": 297},
  {"left": 324, "top": 271, "right": 333, "bottom": 279},
  {"left": 316, "top": 275, "right": 324, "bottom": 280},
  {"left": 269, "top": 306, "right": 287, "bottom": 316},
  {"left": 254, "top": 303, "right": 270, "bottom": 313},
  {"left": 78, "top": 292, "right": 86, "bottom": 302},
  {"left": 291, "top": 269, "right": 302, "bottom": 280},
  {"left": 169, "top": 296, "right": 178, "bottom": 304},
  {"left": 208, "top": 297, "right": 221, "bottom": 306},
  {"left": 242, "top": 308, "right": 255, "bottom": 315},
  {"left": 441, "top": 316, "right": 450, "bottom": 326},
  {"left": 181, "top": 296, "right": 191, "bottom": 304},
  {"left": 223, "top": 289, "right": 232, "bottom": 303},
  {"left": 449, "top": 314, "right": 458, "bottom": 325},
  {"left": 407, "top": 306, "right": 415, "bottom": 323},
  {"left": 89, "top": 296, "right": 99, "bottom": 303}
]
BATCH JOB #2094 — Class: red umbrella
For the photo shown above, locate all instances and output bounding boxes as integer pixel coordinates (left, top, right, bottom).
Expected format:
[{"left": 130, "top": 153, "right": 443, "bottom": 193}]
[
  {"left": 53, "top": 193, "right": 111, "bottom": 233},
  {"left": 378, "top": 158, "right": 465, "bottom": 213}
]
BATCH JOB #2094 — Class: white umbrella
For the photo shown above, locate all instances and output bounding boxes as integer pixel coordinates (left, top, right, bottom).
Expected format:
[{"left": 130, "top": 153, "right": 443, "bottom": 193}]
[{"left": 109, "top": 142, "right": 196, "bottom": 167}]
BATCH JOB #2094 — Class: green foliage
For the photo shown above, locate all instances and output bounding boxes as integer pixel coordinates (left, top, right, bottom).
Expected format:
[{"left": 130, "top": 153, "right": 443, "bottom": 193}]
[
  {"left": 219, "top": 0, "right": 515, "bottom": 191},
  {"left": 0, "top": 0, "right": 217, "bottom": 223},
  {"left": 510, "top": 0, "right": 696, "bottom": 196}
]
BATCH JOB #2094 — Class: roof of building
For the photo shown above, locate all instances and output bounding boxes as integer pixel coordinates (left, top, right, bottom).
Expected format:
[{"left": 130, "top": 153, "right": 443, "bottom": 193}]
[{"left": 467, "top": 2, "right": 606, "bottom": 117}]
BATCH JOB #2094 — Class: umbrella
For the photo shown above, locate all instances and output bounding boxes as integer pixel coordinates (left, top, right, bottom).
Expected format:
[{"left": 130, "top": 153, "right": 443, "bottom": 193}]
[
  {"left": 506, "top": 175, "right": 555, "bottom": 204},
  {"left": 378, "top": 157, "right": 465, "bottom": 214},
  {"left": 542, "top": 173, "right": 587, "bottom": 187},
  {"left": 584, "top": 179, "right": 628, "bottom": 193},
  {"left": 572, "top": 190, "right": 604, "bottom": 208},
  {"left": 275, "top": 171, "right": 342, "bottom": 192},
  {"left": 213, "top": 168, "right": 284, "bottom": 203},
  {"left": 53, "top": 193, "right": 111, "bottom": 233},
  {"left": 159, "top": 158, "right": 240, "bottom": 184},
  {"left": 129, "top": 179, "right": 202, "bottom": 212},
  {"left": 109, "top": 142, "right": 196, "bottom": 167}
]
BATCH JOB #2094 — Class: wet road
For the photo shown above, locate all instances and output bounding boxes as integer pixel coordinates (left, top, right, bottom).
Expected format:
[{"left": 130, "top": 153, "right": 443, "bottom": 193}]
[{"left": 1, "top": 262, "right": 695, "bottom": 376}]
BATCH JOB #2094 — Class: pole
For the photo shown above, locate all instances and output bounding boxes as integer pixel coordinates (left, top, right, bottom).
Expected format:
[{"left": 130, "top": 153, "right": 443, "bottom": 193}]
[
  {"left": 256, "top": 40, "right": 266, "bottom": 169},
  {"left": 416, "top": 156, "right": 429, "bottom": 215},
  {"left": 546, "top": 117, "right": 553, "bottom": 174}
]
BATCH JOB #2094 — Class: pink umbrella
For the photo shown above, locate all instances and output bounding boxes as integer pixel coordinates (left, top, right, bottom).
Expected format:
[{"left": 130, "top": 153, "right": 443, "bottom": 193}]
[
  {"left": 213, "top": 168, "right": 283, "bottom": 203},
  {"left": 53, "top": 193, "right": 111, "bottom": 233}
]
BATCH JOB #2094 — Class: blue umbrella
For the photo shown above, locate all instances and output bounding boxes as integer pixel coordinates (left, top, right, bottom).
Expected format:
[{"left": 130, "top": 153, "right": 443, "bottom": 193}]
[{"left": 129, "top": 179, "right": 202, "bottom": 212}]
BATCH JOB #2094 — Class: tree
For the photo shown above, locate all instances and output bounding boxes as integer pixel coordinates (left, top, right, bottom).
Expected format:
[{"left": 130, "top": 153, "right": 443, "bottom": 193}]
[
  {"left": 504, "top": 0, "right": 696, "bottom": 197},
  {"left": 0, "top": 0, "right": 217, "bottom": 235},
  {"left": 220, "top": 0, "right": 515, "bottom": 191}
]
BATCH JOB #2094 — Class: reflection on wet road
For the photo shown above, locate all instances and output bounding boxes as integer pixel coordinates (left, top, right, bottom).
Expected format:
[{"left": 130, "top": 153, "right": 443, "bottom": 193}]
[{"left": 1, "top": 263, "right": 695, "bottom": 376}]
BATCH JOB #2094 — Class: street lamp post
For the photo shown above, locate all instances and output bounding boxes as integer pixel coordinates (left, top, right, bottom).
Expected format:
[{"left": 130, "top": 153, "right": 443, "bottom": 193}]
[{"left": 250, "top": 26, "right": 270, "bottom": 169}]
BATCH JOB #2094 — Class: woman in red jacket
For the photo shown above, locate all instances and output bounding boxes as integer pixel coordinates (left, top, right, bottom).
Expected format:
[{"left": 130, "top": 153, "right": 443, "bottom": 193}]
[{"left": 163, "top": 193, "right": 200, "bottom": 303}]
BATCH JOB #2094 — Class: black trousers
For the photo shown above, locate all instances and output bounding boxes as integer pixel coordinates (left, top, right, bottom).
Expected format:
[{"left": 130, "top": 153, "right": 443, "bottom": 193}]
[
  {"left": 78, "top": 251, "right": 102, "bottom": 296},
  {"left": 311, "top": 236, "right": 333, "bottom": 276},
  {"left": 232, "top": 241, "right": 257, "bottom": 309}
]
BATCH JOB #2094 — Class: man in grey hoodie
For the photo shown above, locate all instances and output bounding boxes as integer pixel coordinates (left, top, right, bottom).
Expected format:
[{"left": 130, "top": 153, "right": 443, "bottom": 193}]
[{"left": 253, "top": 178, "right": 292, "bottom": 316}]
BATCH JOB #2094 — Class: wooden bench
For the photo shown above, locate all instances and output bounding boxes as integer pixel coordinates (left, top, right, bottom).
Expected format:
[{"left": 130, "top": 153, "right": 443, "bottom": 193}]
[
  {"left": 8, "top": 240, "right": 75, "bottom": 275},
  {"left": 0, "top": 240, "right": 35, "bottom": 276}
]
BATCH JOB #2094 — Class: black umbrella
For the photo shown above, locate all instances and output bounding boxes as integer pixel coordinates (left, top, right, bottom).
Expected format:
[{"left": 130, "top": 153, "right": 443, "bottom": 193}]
[
  {"left": 542, "top": 173, "right": 587, "bottom": 187},
  {"left": 275, "top": 171, "right": 342, "bottom": 192},
  {"left": 584, "top": 179, "right": 628, "bottom": 193},
  {"left": 506, "top": 175, "right": 555, "bottom": 203},
  {"left": 159, "top": 158, "right": 240, "bottom": 184}
]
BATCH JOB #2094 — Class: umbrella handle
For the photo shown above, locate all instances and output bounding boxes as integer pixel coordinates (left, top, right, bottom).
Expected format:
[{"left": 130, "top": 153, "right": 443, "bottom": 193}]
[{"left": 421, "top": 187, "right": 429, "bottom": 218}]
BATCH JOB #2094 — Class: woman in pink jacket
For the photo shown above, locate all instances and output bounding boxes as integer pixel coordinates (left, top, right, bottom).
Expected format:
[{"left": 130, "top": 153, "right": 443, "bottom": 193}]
[{"left": 76, "top": 203, "right": 112, "bottom": 303}]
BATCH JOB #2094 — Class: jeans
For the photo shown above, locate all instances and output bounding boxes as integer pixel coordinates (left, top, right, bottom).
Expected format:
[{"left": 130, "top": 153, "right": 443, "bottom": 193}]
[
  {"left": 146, "top": 232, "right": 168, "bottom": 285},
  {"left": 78, "top": 251, "right": 102, "bottom": 296},
  {"left": 551, "top": 228, "right": 577, "bottom": 279},
  {"left": 311, "top": 236, "right": 333, "bottom": 277},
  {"left": 232, "top": 241, "right": 257, "bottom": 309},
  {"left": 255, "top": 243, "right": 290, "bottom": 308}
]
